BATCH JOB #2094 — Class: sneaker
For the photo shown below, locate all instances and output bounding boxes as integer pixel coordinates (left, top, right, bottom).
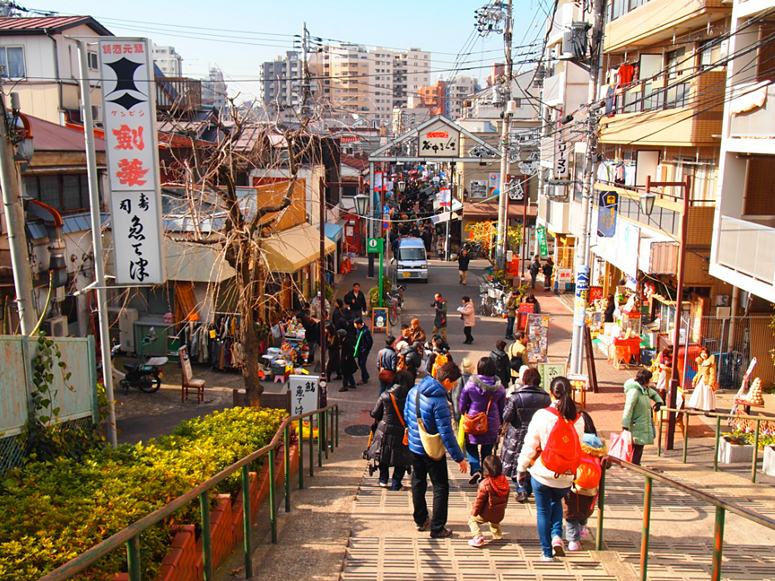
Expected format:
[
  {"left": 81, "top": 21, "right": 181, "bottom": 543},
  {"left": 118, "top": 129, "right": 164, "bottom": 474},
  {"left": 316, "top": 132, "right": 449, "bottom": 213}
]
[
  {"left": 468, "top": 471, "right": 482, "bottom": 485},
  {"left": 378, "top": 481, "right": 389, "bottom": 488},
  {"left": 552, "top": 536, "right": 565, "bottom": 557},
  {"left": 430, "top": 527, "right": 453, "bottom": 539},
  {"left": 580, "top": 526, "right": 591, "bottom": 539},
  {"left": 568, "top": 541, "right": 581, "bottom": 552},
  {"left": 416, "top": 517, "right": 430, "bottom": 532},
  {"left": 338, "top": 387, "right": 349, "bottom": 392},
  {"left": 468, "top": 536, "right": 485, "bottom": 548},
  {"left": 515, "top": 491, "right": 529, "bottom": 503},
  {"left": 357, "top": 380, "right": 368, "bottom": 385},
  {"left": 540, "top": 555, "right": 555, "bottom": 562}
]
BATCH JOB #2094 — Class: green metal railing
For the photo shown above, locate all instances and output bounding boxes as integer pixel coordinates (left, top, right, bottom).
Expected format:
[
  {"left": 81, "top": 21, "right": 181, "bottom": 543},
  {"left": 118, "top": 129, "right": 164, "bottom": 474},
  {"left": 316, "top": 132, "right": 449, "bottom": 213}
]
[
  {"left": 656, "top": 407, "right": 774, "bottom": 482},
  {"left": 597, "top": 456, "right": 775, "bottom": 581},
  {"left": 38, "top": 404, "right": 340, "bottom": 581}
]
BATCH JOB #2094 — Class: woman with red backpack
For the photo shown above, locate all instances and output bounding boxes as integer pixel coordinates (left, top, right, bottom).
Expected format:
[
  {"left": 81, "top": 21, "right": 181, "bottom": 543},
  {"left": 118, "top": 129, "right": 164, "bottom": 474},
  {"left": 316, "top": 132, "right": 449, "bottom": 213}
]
[{"left": 517, "top": 377, "right": 585, "bottom": 561}]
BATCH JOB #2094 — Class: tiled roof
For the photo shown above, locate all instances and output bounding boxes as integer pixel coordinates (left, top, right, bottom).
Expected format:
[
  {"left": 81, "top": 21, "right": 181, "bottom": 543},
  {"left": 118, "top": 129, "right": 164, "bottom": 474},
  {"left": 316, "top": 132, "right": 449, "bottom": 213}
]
[
  {"left": 0, "top": 16, "right": 112, "bottom": 36},
  {"left": 341, "top": 153, "right": 368, "bottom": 172},
  {"left": 29, "top": 115, "right": 106, "bottom": 152}
]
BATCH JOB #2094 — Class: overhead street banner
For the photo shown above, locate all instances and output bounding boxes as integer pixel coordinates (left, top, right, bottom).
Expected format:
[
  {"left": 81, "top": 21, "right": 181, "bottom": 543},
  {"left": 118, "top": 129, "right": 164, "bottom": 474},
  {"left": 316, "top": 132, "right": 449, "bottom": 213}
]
[
  {"left": 99, "top": 37, "right": 165, "bottom": 285},
  {"left": 418, "top": 119, "right": 460, "bottom": 157}
]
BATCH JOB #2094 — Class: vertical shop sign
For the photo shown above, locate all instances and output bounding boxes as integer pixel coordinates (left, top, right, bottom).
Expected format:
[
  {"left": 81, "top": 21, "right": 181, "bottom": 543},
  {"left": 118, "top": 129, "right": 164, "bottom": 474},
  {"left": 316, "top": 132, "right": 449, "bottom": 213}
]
[
  {"left": 597, "top": 191, "right": 618, "bottom": 238},
  {"left": 537, "top": 226, "right": 549, "bottom": 258},
  {"left": 100, "top": 38, "right": 164, "bottom": 285},
  {"left": 573, "top": 265, "right": 590, "bottom": 327}
]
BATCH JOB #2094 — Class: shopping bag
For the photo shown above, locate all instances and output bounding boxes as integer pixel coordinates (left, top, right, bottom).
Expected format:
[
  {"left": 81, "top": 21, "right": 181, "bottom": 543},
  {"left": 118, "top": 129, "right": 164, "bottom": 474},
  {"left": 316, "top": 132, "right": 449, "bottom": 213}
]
[
  {"left": 608, "top": 430, "right": 634, "bottom": 463},
  {"left": 457, "top": 420, "right": 466, "bottom": 450}
]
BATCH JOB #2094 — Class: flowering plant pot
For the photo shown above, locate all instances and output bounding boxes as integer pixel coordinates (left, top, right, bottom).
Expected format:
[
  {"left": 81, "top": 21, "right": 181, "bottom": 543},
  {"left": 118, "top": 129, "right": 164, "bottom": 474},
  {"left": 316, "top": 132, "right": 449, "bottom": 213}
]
[{"left": 717, "top": 435, "right": 755, "bottom": 464}]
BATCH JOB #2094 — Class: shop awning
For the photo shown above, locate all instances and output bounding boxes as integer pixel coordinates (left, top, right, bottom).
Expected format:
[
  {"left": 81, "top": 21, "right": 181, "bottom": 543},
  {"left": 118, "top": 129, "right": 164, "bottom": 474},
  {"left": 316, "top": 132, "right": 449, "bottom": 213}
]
[
  {"left": 462, "top": 202, "right": 538, "bottom": 219},
  {"left": 165, "top": 240, "right": 237, "bottom": 283},
  {"left": 263, "top": 222, "right": 336, "bottom": 273},
  {"left": 323, "top": 222, "right": 344, "bottom": 242}
]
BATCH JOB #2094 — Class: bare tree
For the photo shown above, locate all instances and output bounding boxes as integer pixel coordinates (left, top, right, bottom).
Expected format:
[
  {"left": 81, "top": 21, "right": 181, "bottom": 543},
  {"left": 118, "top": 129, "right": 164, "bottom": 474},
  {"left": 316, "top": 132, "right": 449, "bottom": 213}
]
[{"left": 161, "top": 99, "right": 317, "bottom": 406}]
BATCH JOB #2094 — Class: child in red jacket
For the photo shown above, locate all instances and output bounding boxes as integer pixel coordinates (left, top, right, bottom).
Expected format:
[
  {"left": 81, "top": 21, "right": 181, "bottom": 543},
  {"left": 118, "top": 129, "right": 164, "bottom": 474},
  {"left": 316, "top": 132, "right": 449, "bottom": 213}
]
[{"left": 469, "top": 455, "right": 510, "bottom": 547}]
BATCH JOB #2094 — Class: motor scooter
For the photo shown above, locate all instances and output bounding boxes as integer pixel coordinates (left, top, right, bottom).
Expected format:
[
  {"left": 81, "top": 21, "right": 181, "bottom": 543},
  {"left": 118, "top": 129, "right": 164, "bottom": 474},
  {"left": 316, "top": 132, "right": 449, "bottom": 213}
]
[{"left": 120, "top": 328, "right": 168, "bottom": 393}]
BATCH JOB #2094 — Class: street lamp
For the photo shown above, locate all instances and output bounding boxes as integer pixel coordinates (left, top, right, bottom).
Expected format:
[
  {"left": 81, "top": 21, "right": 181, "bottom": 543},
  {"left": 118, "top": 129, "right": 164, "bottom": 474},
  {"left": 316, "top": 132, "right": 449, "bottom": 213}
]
[
  {"left": 640, "top": 191, "right": 657, "bottom": 216},
  {"left": 353, "top": 194, "right": 368, "bottom": 216}
]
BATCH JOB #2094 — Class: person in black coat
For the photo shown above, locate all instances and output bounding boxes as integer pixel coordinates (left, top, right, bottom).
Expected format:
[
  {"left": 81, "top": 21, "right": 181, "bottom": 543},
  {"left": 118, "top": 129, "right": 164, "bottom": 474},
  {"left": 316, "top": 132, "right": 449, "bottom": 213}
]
[
  {"left": 298, "top": 308, "right": 319, "bottom": 364},
  {"left": 399, "top": 341, "right": 423, "bottom": 383},
  {"left": 457, "top": 248, "right": 471, "bottom": 285},
  {"left": 325, "top": 323, "right": 341, "bottom": 381},
  {"left": 368, "top": 370, "right": 415, "bottom": 490},
  {"left": 604, "top": 294, "right": 616, "bottom": 323},
  {"left": 344, "top": 283, "right": 368, "bottom": 319},
  {"left": 489, "top": 340, "right": 511, "bottom": 388},
  {"left": 339, "top": 329, "right": 359, "bottom": 392},
  {"left": 354, "top": 318, "right": 374, "bottom": 384},
  {"left": 331, "top": 298, "right": 345, "bottom": 329},
  {"left": 500, "top": 367, "right": 551, "bottom": 503}
]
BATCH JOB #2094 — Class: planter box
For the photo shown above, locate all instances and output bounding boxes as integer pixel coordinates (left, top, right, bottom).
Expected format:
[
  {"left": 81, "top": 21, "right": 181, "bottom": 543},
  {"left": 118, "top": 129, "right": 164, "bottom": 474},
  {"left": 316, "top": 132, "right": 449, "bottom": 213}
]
[
  {"left": 763, "top": 446, "right": 775, "bottom": 477},
  {"left": 717, "top": 436, "right": 755, "bottom": 464}
]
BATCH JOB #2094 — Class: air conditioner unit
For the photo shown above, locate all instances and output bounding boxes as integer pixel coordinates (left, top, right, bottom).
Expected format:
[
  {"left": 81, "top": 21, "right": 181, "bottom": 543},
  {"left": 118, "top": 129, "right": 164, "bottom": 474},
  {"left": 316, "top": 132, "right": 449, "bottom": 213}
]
[
  {"left": 107, "top": 307, "right": 139, "bottom": 353},
  {"left": 43, "top": 315, "right": 68, "bottom": 337}
]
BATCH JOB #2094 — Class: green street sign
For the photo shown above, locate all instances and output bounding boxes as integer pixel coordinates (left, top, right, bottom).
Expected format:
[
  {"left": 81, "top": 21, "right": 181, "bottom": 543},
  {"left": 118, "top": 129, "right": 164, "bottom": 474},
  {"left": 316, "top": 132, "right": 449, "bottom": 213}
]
[
  {"left": 366, "top": 238, "right": 384, "bottom": 254},
  {"left": 537, "top": 226, "right": 548, "bottom": 258}
]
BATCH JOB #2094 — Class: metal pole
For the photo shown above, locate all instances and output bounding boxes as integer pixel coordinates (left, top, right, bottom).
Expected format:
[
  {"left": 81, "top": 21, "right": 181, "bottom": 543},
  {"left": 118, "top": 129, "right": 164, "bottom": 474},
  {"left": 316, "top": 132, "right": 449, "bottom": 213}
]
[
  {"left": 199, "top": 491, "right": 213, "bottom": 580},
  {"left": 283, "top": 423, "right": 291, "bottom": 512},
  {"left": 76, "top": 40, "right": 118, "bottom": 447},
  {"left": 496, "top": 0, "right": 513, "bottom": 270},
  {"left": 640, "top": 476, "right": 653, "bottom": 581},
  {"left": 657, "top": 409, "right": 663, "bottom": 457},
  {"left": 682, "top": 411, "right": 689, "bottom": 463},
  {"left": 368, "top": 162, "right": 375, "bottom": 278},
  {"left": 126, "top": 535, "right": 141, "bottom": 581},
  {"left": 522, "top": 177, "right": 529, "bottom": 283},
  {"left": 298, "top": 417, "right": 304, "bottom": 489},
  {"left": 595, "top": 465, "right": 606, "bottom": 551},
  {"left": 711, "top": 507, "right": 726, "bottom": 581},
  {"left": 752, "top": 419, "right": 760, "bottom": 483},
  {"left": 0, "top": 93, "right": 36, "bottom": 335},
  {"left": 570, "top": 0, "right": 606, "bottom": 375},
  {"left": 666, "top": 176, "right": 692, "bottom": 450},
  {"left": 319, "top": 177, "right": 327, "bottom": 377},
  {"left": 269, "top": 447, "right": 277, "bottom": 543},
  {"left": 241, "top": 465, "right": 253, "bottom": 578},
  {"left": 714, "top": 415, "right": 721, "bottom": 472}
]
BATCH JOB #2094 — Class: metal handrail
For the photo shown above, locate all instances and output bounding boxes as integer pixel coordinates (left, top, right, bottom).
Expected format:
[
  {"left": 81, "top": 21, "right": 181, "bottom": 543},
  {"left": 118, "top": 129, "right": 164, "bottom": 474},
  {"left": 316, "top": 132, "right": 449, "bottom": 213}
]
[
  {"left": 38, "top": 404, "right": 340, "bottom": 581},
  {"left": 656, "top": 406, "right": 775, "bottom": 482},
  {"left": 596, "top": 456, "right": 775, "bottom": 581}
]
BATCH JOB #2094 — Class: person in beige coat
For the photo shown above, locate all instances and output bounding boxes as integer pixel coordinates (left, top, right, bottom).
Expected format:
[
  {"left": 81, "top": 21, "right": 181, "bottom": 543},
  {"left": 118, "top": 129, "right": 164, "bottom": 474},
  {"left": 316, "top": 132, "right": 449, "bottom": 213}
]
[
  {"left": 687, "top": 348, "right": 717, "bottom": 412},
  {"left": 457, "top": 296, "right": 476, "bottom": 345}
]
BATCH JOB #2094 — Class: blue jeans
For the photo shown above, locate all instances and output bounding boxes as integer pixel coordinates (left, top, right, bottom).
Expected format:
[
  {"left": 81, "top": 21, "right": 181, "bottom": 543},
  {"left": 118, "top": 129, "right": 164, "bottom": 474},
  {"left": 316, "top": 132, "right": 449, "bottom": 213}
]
[
  {"left": 379, "top": 381, "right": 392, "bottom": 394},
  {"left": 532, "top": 476, "right": 570, "bottom": 558},
  {"left": 515, "top": 473, "right": 533, "bottom": 497},
  {"left": 465, "top": 442, "right": 493, "bottom": 475},
  {"left": 506, "top": 316, "right": 515, "bottom": 338}
]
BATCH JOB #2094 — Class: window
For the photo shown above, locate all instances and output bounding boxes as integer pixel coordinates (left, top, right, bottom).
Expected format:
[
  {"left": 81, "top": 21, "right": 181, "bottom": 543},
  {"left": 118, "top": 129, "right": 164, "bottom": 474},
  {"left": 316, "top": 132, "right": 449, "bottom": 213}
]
[
  {"left": 0, "top": 46, "right": 25, "bottom": 78},
  {"left": 87, "top": 51, "right": 98, "bottom": 70}
]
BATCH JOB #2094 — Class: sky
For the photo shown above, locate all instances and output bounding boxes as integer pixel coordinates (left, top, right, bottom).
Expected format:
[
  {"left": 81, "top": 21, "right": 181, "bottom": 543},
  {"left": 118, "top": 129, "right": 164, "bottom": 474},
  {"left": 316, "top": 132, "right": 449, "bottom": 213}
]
[{"left": 32, "top": 0, "right": 548, "bottom": 100}]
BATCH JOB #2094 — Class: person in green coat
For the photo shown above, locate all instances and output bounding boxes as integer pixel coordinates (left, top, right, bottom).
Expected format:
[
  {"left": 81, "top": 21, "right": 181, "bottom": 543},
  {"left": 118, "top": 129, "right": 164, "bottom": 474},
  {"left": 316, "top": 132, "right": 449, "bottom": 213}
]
[{"left": 622, "top": 369, "right": 664, "bottom": 465}]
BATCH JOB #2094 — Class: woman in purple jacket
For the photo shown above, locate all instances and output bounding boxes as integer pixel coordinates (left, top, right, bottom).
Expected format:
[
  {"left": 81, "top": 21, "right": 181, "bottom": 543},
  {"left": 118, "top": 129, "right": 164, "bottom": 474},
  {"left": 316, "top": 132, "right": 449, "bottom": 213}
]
[{"left": 460, "top": 357, "right": 507, "bottom": 485}]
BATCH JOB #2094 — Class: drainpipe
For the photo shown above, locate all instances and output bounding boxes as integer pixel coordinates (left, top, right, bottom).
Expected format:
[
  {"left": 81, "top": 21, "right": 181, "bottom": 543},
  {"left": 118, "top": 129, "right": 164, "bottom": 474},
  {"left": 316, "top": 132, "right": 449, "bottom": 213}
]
[
  {"left": 25, "top": 199, "right": 67, "bottom": 289},
  {"left": 46, "top": 31, "right": 64, "bottom": 122}
]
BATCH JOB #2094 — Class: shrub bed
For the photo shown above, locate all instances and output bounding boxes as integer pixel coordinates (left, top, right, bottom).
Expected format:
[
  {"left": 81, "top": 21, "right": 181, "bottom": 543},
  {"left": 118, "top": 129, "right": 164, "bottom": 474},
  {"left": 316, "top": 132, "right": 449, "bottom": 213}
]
[{"left": 0, "top": 407, "right": 285, "bottom": 581}]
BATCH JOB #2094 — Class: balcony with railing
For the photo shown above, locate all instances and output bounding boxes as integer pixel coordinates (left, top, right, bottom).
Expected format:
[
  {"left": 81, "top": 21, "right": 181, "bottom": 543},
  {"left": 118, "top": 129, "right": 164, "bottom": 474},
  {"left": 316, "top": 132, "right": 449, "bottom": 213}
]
[
  {"left": 605, "top": 0, "right": 729, "bottom": 53},
  {"left": 155, "top": 77, "right": 202, "bottom": 111},
  {"left": 716, "top": 216, "right": 775, "bottom": 286},
  {"left": 599, "top": 69, "right": 725, "bottom": 146}
]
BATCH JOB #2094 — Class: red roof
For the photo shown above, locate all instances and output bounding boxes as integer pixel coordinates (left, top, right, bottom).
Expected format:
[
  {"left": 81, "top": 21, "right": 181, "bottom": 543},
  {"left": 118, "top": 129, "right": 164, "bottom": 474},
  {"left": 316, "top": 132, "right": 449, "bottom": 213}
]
[
  {"left": 341, "top": 153, "right": 368, "bottom": 172},
  {"left": 0, "top": 16, "right": 112, "bottom": 35},
  {"left": 29, "top": 115, "right": 105, "bottom": 153}
]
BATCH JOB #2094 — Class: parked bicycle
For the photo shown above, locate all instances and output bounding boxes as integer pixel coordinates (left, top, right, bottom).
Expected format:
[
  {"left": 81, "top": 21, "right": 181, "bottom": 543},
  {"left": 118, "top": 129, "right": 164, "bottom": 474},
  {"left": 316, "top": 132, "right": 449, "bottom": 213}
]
[
  {"left": 478, "top": 281, "right": 506, "bottom": 317},
  {"left": 386, "top": 284, "right": 406, "bottom": 326}
]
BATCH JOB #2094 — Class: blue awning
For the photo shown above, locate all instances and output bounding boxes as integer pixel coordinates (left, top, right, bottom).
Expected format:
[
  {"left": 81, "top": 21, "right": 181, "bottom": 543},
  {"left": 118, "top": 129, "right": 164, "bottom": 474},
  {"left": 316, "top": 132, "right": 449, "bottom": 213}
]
[{"left": 324, "top": 222, "right": 343, "bottom": 243}]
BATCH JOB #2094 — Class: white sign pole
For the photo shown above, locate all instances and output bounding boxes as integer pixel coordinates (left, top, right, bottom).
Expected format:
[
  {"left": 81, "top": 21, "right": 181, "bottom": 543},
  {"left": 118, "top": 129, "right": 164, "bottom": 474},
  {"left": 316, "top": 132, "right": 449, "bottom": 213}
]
[
  {"left": 76, "top": 39, "right": 117, "bottom": 447},
  {"left": 288, "top": 374, "right": 320, "bottom": 416}
]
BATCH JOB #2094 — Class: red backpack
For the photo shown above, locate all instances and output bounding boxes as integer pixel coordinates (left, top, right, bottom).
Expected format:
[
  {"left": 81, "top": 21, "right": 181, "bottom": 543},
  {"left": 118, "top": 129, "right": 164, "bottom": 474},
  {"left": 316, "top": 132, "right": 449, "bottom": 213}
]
[{"left": 540, "top": 407, "right": 581, "bottom": 477}]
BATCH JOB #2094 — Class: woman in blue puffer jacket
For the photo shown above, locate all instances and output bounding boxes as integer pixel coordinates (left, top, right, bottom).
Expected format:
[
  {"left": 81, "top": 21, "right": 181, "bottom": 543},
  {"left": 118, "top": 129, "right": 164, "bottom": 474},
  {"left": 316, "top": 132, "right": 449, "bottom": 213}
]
[{"left": 460, "top": 357, "right": 506, "bottom": 484}]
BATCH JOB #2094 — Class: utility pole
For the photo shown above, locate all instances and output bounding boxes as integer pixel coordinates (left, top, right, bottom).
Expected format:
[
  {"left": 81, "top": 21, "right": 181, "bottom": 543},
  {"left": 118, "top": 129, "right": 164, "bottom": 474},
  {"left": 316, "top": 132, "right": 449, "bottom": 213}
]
[
  {"left": 496, "top": 0, "right": 513, "bottom": 270},
  {"left": 300, "top": 22, "right": 311, "bottom": 120},
  {"left": 0, "top": 91, "right": 36, "bottom": 335},
  {"left": 569, "top": 0, "right": 606, "bottom": 375},
  {"left": 76, "top": 39, "right": 118, "bottom": 447}
]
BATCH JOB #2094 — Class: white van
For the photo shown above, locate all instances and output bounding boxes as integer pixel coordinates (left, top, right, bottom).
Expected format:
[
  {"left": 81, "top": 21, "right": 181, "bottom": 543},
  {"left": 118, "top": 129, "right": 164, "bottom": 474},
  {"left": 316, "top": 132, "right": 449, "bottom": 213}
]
[{"left": 396, "top": 237, "right": 428, "bottom": 282}]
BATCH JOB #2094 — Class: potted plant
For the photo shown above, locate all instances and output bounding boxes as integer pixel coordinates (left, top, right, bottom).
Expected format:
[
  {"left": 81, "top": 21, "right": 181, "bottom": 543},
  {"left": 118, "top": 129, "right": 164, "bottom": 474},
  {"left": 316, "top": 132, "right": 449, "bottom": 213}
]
[
  {"left": 764, "top": 444, "right": 775, "bottom": 477},
  {"left": 718, "top": 428, "right": 756, "bottom": 464}
]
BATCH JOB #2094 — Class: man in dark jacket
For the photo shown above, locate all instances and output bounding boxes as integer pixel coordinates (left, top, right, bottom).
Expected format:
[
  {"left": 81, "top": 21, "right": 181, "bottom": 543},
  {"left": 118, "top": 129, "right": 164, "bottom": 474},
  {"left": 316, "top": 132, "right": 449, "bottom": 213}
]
[
  {"left": 354, "top": 318, "right": 374, "bottom": 384},
  {"left": 528, "top": 255, "right": 541, "bottom": 289},
  {"left": 298, "top": 307, "right": 319, "bottom": 364},
  {"left": 404, "top": 362, "right": 468, "bottom": 538},
  {"left": 499, "top": 367, "right": 551, "bottom": 502},
  {"left": 542, "top": 258, "right": 554, "bottom": 291},
  {"left": 399, "top": 341, "right": 423, "bottom": 383},
  {"left": 430, "top": 293, "right": 447, "bottom": 343},
  {"left": 489, "top": 340, "right": 511, "bottom": 389},
  {"left": 344, "top": 283, "right": 368, "bottom": 319},
  {"left": 457, "top": 248, "right": 471, "bottom": 285}
]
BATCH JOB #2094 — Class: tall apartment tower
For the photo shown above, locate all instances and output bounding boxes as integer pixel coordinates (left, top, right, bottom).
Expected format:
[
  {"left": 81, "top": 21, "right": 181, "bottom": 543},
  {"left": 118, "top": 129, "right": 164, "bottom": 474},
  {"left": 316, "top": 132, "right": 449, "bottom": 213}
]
[
  {"left": 152, "top": 44, "right": 183, "bottom": 77},
  {"left": 393, "top": 47, "right": 431, "bottom": 108},
  {"left": 202, "top": 66, "right": 228, "bottom": 113},
  {"left": 260, "top": 51, "right": 304, "bottom": 110}
]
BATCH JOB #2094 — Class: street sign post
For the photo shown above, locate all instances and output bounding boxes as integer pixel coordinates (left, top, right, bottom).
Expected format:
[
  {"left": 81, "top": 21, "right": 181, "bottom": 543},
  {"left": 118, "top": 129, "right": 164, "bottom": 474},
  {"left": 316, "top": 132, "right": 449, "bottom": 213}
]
[{"left": 367, "top": 238, "right": 385, "bottom": 306}]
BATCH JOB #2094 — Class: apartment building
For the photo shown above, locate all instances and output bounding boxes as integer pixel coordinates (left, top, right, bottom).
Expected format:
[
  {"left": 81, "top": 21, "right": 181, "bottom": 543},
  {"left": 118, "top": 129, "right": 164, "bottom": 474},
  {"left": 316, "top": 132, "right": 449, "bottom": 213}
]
[
  {"left": 446, "top": 76, "right": 479, "bottom": 120},
  {"left": 393, "top": 47, "right": 431, "bottom": 108},
  {"left": 589, "top": 0, "right": 731, "bottom": 343},
  {"left": 418, "top": 79, "right": 446, "bottom": 116},
  {"left": 710, "top": 0, "right": 775, "bottom": 306},
  {"left": 153, "top": 44, "right": 183, "bottom": 77},
  {"left": 368, "top": 47, "right": 395, "bottom": 125},
  {"left": 202, "top": 66, "right": 228, "bottom": 113},
  {"left": 260, "top": 51, "right": 304, "bottom": 111}
]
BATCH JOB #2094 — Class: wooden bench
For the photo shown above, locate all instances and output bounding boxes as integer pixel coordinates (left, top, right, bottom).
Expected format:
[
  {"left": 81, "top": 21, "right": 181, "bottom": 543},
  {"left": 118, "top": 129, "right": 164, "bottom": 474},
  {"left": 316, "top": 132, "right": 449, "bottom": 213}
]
[{"left": 180, "top": 345, "right": 206, "bottom": 403}]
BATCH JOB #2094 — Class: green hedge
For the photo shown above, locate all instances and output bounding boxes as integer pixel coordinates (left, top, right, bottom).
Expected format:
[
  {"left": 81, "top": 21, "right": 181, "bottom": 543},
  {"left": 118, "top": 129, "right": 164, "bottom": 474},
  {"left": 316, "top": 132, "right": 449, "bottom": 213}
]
[{"left": 0, "top": 407, "right": 286, "bottom": 581}]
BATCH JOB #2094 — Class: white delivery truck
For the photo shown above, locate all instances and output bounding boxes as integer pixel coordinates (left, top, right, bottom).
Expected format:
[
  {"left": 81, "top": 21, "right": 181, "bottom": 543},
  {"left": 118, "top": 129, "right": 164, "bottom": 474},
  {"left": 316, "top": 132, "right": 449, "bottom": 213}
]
[{"left": 395, "top": 237, "right": 428, "bottom": 283}]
